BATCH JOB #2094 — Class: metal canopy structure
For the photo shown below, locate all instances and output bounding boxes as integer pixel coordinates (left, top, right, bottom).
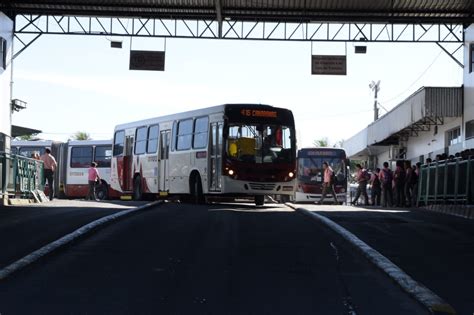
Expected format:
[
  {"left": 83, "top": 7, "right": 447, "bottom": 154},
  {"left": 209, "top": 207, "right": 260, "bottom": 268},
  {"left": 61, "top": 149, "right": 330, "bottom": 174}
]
[
  {"left": 2, "top": 1, "right": 474, "bottom": 23},
  {"left": 1, "top": 1, "right": 474, "bottom": 63}
]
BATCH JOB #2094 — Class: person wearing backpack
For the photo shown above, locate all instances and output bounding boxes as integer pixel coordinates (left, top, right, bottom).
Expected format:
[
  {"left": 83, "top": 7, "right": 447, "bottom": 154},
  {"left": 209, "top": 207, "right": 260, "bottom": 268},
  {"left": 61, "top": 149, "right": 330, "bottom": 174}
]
[
  {"left": 316, "top": 161, "right": 339, "bottom": 205},
  {"left": 370, "top": 168, "right": 381, "bottom": 206},
  {"left": 394, "top": 160, "right": 406, "bottom": 207},
  {"left": 379, "top": 162, "right": 393, "bottom": 207},
  {"left": 404, "top": 161, "right": 414, "bottom": 207},
  {"left": 351, "top": 164, "right": 369, "bottom": 206}
]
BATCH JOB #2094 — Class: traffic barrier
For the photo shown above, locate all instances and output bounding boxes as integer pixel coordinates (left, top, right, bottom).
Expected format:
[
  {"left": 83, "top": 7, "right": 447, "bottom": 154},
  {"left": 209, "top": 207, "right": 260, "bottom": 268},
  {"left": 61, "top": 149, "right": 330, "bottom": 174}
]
[
  {"left": 1, "top": 152, "right": 44, "bottom": 203},
  {"left": 418, "top": 157, "right": 473, "bottom": 207}
]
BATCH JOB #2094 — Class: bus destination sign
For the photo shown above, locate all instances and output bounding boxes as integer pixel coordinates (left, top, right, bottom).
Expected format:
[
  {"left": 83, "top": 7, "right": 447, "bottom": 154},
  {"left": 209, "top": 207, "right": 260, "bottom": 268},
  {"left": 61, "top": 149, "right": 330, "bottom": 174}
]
[
  {"left": 240, "top": 109, "right": 278, "bottom": 118},
  {"left": 306, "top": 150, "right": 341, "bottom": 157}
]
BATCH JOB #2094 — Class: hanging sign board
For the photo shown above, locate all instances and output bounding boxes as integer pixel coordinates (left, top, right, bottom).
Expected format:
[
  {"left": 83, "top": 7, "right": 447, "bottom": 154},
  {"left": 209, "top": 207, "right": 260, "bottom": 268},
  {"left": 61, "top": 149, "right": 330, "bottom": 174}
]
[
  {"left": 311, "top": 55, "right": 346, "bottom": 75},
  {"left": 129, "top": 50, "right": 165, "bottom": 71}
]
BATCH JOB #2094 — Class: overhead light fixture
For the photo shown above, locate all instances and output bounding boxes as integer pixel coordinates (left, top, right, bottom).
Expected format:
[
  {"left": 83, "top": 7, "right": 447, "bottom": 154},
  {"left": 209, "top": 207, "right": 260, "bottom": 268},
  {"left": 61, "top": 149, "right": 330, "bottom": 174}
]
[
  {"left": 110, "top": 41, "right": 123, "bottom": 48},
  {"left": 355, "top": 46, "right": 367, "bottom": 54}
]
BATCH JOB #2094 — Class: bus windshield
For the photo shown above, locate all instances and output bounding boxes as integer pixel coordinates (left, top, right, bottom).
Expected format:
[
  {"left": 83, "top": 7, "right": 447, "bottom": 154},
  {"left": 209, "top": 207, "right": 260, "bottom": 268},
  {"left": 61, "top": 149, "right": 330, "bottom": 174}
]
[
  {"left": 226, "top": 124, "right": 293, "bottom": 164},
  {"left": 298, "top": 156, "right": 346, "bottom": 184}
]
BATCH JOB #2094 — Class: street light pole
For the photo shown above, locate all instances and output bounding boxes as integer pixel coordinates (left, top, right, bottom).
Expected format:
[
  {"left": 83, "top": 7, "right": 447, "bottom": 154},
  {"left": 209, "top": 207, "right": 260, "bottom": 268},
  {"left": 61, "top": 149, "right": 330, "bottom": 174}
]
[{"left": 369, "top": 80, "right": 381, "bottom": 122}]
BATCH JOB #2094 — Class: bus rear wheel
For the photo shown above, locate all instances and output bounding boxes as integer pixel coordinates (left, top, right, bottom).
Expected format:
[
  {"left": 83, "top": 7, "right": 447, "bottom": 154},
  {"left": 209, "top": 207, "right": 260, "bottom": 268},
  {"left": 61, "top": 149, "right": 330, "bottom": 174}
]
[
  {"left": 133, "top": 176, "right": 143, "bottom": 201},
  {"left": 255, "top": 195, "right": 265, "bottom": 206},
  {"left": 96, "top": 181, "right": 109, "bottom": 200}
]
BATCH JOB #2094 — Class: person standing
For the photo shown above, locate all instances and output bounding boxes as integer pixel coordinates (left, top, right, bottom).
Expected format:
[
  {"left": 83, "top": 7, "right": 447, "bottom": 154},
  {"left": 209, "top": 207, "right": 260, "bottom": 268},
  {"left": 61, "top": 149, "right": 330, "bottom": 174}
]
[
  {"left": 379, "top": 162, "right": 393, "bottom": 207},
  {"left": 404, "top": 161, "right": 413, "bottom": 207},
  {"left": 40, "top": 148, "right": 57, "bottom": 201},
  {"left": 351, "top": 164, "right": 369, "bottom": 206},
  {"left": 370, "top": 168, "right": 381, "bottom": 206},
  {"left": 394, "top": 160, "right": 406, "bottom": 207},
  {"left": 86, "top": 162, "right": 101, "bottom": 201},
  {"left": 316, "top": 161, "right": 338, "bottom": 205}
]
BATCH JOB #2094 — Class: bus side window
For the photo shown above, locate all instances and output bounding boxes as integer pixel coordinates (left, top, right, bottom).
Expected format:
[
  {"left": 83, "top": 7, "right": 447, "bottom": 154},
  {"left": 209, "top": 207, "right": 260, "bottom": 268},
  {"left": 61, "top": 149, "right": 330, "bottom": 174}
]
[
  {"left": 171, "top": 121, "right": 177, "bottom": 152},
  {"left": 113, "top": 130, "right": 125, "bottom": 156}
]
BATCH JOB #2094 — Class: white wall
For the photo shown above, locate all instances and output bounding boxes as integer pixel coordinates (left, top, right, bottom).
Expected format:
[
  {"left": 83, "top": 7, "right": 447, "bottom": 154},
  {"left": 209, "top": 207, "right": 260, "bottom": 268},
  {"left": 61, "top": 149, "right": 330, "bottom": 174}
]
[
  {"left": 406, "top": 117, "right": 462, "bottom": 162},
  {"left": 464, "top": 24, "right": 474, "bottom": 149},
  {"left": 0, "top": 12, "right": 13, "bottom": 142}
]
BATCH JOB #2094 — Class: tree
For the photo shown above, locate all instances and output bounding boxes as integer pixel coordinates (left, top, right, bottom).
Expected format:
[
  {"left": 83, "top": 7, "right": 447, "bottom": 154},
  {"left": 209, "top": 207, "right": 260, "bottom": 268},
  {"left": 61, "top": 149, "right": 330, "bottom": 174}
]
[
  {"left": 313, "top": 137, "right": 329, "bottom": 147},
  {"left": 72, "top": 131, "right": 91, "bottom": 140},
  {"left": 15, "top": 134, "right": 39, "bottom": 141},
  {"left": 333, "top": 139, "right": 344, "bottom": 148}
]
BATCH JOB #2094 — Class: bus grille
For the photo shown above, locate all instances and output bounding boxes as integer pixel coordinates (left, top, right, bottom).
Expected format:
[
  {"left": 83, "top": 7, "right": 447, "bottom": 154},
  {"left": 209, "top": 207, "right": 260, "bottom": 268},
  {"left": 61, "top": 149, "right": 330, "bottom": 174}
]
[{"left": 249, "top": 183, "right": 276, "bottom": 191}]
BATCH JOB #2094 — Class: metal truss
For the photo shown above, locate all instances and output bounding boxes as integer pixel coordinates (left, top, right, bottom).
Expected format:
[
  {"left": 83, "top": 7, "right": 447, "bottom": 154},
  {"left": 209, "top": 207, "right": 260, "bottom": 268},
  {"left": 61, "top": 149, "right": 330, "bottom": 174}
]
[
  {"left": 13, "top": 14, "right": 465, "bottom": 64},
  {"left": 398, "top": 116, "right": 445, "bottom": 139}
]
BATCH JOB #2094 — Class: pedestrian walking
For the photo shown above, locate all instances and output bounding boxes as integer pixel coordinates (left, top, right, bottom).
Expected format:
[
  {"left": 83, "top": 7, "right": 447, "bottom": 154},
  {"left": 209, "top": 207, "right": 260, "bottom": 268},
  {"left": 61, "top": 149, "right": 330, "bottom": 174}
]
[
  {"left": 394, "top": 160, "right": 406, "bottom": 207},
  {"left": 40, "top": 148, "right": 57, "bottom": 201},
  {"left": 379, "top": 162, "right": 393, "bottom": 207},
  {"left": 316, "top": 161, "right": 338, "bottom": 205},
  {"left": 404, "top": 161, "right": 413, "bottom": 207},
  {"left": 412, "top": 163, "right": 421, "bottom": 206},
  {"left": 86, "top": 162, "right": 101, "bottom": 201},
  {"left": 370, "top": 168, "right": 381, "bottom": 206},
  {"left": 351, "top": 164, "right": 369, "bottom": 206}
]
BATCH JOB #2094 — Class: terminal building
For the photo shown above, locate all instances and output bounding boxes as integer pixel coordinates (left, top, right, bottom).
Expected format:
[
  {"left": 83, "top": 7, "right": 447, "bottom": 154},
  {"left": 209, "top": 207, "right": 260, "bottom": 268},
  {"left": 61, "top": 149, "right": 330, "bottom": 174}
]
[{"left": 343, "top": 25, "right": 474, "bottom": 170}]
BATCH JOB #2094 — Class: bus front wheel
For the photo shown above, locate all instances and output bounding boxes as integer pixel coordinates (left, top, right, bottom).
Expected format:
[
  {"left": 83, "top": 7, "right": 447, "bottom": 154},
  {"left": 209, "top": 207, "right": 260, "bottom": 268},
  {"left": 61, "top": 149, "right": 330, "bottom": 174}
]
[
  {"left": 190, "top": 174, "right": 204, "bottom": 204},
  {"left": 133, "top": 176, "right": 143, "bottom": 201},
  {"left": 255, "top": 195, "right": 265, "bottom": 206}
]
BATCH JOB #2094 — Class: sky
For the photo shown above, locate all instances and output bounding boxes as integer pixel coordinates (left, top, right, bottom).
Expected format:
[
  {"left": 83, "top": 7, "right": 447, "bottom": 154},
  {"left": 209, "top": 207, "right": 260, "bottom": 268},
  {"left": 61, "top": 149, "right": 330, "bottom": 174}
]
[{"left": 10, "top": 33, "right": 463, "bottom": 148}]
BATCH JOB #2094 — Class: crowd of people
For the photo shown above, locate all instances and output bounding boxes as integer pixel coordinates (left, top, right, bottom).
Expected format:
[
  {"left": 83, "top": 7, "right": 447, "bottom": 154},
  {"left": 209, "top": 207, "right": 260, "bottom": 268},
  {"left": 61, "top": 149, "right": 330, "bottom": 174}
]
[{"left": 351, "top": 160, "right": 422, "bottom": 208}]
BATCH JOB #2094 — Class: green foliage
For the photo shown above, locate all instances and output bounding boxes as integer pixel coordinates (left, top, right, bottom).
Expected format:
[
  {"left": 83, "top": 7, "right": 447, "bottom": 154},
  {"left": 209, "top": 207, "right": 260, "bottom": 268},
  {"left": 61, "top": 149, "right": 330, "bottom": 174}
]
[
  {"left": 72, "top": 131, "right": 91, "bottom": 141},
  {"left": 313, "top": 137, "right": 329, "bottom": 147}
]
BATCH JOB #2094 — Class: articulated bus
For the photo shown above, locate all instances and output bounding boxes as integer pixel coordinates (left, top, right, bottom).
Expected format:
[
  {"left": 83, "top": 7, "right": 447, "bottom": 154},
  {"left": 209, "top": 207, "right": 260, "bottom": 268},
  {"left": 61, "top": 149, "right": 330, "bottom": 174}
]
[
  {"left": 110, "top": 104, "right": 297, "bottom": 205},
  {"left": 11, "top": 140, "right": 113, "bottom": 199},
  {"left": 295, "top": 147, "right": 349, "bottom": 203}
]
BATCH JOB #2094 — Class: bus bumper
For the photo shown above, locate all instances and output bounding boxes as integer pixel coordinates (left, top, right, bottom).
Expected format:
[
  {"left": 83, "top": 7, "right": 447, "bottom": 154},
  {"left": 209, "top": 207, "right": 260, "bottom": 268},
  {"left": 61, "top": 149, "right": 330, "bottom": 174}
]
[{"left": 221, "top": 177, "right": 295, "bottom": 196}]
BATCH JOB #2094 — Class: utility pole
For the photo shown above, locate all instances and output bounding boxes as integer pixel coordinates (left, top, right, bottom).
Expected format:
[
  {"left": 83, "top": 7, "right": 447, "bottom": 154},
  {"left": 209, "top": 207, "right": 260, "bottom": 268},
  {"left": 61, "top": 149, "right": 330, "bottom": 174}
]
[{"left": 369, "top": 80, "right": 380, "bottom": 121}]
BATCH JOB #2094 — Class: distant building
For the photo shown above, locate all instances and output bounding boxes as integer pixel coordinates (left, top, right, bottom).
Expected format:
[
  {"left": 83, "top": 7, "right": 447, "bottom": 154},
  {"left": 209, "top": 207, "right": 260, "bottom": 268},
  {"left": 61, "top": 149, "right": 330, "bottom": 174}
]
[{"left": 343, "top": 25, "right": 474, "bottom": 169}]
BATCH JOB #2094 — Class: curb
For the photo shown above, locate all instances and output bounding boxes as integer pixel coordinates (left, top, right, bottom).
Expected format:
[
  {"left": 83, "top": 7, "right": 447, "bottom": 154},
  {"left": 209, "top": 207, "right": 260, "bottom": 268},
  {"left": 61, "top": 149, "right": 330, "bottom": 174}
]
[
  {"left": 286, "top": 203, "right": 456, "bottom": 315},
  {"left": 0, "top": 201, "right": 161, "bottom": 281}
]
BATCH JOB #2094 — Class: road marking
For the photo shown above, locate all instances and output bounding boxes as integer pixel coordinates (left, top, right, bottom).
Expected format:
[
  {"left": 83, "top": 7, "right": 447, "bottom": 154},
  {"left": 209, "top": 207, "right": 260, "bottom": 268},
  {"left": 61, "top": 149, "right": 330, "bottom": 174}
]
[
  {"left": 287, "top": 204, "right": 456, "bottom": 315},
  {"left": 0, "top": 201, "right": 161, "bottom": 281}
]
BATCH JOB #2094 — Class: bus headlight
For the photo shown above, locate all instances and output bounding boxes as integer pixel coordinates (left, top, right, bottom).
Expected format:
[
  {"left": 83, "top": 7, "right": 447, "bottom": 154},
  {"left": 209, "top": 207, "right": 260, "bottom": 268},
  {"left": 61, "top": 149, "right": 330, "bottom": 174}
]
[
  {"left": 288, "top": 172, "right": 294, "bottom": 178},
  {"left": 228, "top": 169, "right": 234, "bottom": 176}
]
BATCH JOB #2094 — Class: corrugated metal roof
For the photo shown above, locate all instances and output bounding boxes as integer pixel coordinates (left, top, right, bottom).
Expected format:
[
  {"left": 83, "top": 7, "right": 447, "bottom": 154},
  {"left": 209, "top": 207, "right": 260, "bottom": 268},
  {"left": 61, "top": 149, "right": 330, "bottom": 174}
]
[
  {"left": 1, "top": 0, "right": 474, "bottom": 22},
  {"left": 343, "top": 86, "right": 463, "bottom": 158}
]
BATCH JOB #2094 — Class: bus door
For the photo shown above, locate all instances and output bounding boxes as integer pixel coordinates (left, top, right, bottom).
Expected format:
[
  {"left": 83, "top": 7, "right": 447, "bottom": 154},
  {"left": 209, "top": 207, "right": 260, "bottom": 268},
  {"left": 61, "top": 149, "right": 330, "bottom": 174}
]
[
  {"left": 209, "top": 122, "right": 223, "bottom": 192},
  {"left": 159, "top": 130, "right": 171, "bottom": 193},
  {"left": 123, "top": 135, "right": 134, "bottom": 191}
]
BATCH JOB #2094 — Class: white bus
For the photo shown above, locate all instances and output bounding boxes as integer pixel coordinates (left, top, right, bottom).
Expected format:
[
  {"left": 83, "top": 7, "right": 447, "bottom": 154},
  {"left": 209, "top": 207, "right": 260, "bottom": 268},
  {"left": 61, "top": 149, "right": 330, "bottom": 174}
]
[
  {"left": 110, "top": 104, "right": 297, "bottom": 205},
  {"left": 295, "top": 147, "right": 349, "bottom": 203},
  {"left": 11, "top": 140, "right": 114, "bottom": 199}
]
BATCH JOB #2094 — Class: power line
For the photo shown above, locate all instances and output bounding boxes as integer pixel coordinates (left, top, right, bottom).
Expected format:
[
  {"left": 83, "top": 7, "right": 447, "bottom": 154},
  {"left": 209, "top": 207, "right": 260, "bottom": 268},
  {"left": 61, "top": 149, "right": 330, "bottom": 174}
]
[{"left": 379, "top": 50, "right": 443, "bottom": 106}]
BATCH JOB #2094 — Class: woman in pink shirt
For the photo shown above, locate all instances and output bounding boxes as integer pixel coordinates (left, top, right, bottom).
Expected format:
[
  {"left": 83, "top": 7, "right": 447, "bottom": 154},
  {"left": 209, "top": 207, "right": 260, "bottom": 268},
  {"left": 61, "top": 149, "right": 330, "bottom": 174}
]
[
  {"left": 316, "top": 161, "right": 338, "bottom": 205},
  {"left": 86, "top": 162, "right": 101, "bottom": 201}
]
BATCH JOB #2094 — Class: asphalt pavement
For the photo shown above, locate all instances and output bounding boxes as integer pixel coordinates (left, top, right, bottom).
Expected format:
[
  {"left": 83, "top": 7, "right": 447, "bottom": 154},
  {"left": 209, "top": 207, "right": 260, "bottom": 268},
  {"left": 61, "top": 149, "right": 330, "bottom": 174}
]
[
  {"left": 0, "top": 202, "right": 427, "bottom": 314},
  {"left": 0, "top": 199, "right": 149, "bottom": 269},
  {"left": 296, "top": 204, "right": 474, "bottom": 315}
]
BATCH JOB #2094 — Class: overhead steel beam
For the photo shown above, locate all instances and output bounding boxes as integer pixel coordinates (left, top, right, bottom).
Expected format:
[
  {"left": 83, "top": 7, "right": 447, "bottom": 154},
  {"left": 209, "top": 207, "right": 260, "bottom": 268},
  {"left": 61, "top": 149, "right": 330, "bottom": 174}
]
[
  {"left": 14, "top": 15, "right": 465, "bottom": 43},
  {"left": 12, "top": 14, "right": 466, "bottom": 65}
]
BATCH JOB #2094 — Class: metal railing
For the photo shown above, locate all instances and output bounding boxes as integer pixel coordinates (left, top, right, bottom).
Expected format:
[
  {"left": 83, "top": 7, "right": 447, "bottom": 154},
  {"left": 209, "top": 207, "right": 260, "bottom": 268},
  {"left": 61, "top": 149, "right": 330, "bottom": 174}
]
[
  {"left": 418, "top": 157, "right": 473, "bottom": 205},
  {"left": 1, "top": 152, "right": 44, "bottom": 199}
]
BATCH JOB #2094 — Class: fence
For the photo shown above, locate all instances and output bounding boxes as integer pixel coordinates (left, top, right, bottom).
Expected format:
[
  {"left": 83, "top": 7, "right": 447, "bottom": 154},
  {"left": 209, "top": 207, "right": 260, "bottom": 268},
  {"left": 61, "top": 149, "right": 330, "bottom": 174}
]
[
  {"left": 418, "top": 157, "right": 474, "bottom": 205},
  {"left": 1, "top": 152, "right": 44, "bottom": 200}
]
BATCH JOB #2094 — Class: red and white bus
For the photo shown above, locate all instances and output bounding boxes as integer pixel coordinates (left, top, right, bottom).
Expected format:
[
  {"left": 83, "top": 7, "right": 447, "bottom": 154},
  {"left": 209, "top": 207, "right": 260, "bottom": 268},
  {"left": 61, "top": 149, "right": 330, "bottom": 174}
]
[
  {"left": 11, "top": 140, "right": 114, "bottom": 199},
  {"left": 295, "top": 147, "right": 349, "bottom": 203},
  {"left": 110, "top": 104, "right": 297, "bottom": 205}
]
